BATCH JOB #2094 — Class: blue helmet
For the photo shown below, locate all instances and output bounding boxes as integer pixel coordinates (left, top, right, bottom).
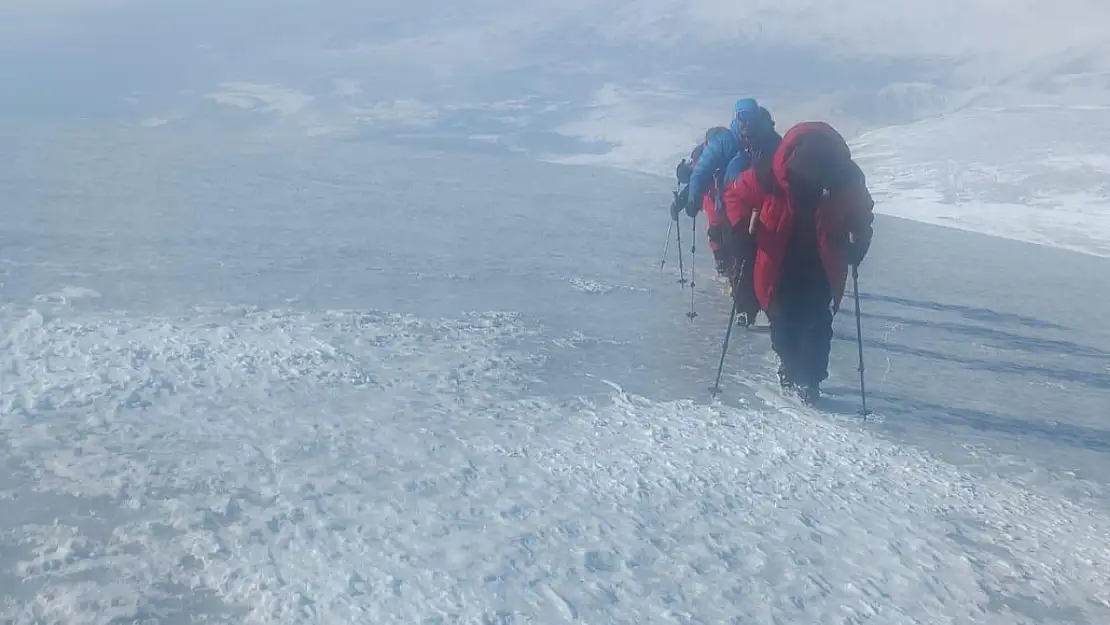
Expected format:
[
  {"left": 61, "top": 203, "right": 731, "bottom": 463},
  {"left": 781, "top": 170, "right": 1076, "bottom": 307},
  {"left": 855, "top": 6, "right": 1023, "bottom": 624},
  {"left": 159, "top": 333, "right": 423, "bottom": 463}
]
[
  {"left": 734, "top": 98, "right": 759, "bottom": 116},
  {"left": 733, "top": 99, "right": 774, "bottom": 143}
]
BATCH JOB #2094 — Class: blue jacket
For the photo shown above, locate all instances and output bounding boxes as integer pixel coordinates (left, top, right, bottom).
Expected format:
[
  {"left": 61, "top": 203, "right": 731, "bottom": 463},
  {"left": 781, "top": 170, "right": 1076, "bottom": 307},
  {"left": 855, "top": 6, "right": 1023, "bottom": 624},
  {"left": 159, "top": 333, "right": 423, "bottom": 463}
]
[
  {"left": 687, "top": 98, "right": 763, "bottom": 212},
  {"left": 685, "top": 129, "right": 739, "bottom": 211}
]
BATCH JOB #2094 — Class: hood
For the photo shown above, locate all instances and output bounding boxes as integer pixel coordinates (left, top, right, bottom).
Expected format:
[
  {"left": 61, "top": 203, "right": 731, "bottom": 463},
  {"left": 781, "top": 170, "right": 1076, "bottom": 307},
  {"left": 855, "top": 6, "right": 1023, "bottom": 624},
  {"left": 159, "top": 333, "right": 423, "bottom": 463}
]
[
  {"left": 729, "top": 98, "right": 759, "bottom": 136},
  {"left": 734, "top": 98, "right": 760, "bottom": 115},
  {"left": 730, "top": 97, "right": 765, "bottom": 138},
  {"left": 773, "top": 122, "right": 853, "bottom": 191}
]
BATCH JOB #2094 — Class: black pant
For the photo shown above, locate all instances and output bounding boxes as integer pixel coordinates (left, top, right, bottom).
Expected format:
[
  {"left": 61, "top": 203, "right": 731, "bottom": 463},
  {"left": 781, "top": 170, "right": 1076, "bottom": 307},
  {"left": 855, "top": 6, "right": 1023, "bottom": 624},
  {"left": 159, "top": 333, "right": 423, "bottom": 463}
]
[
  {"left": 766, "top": 264, "right": 833, "bottom": 387},
  {"left": 728, "top": 225, "right": 760, "bottom": 322},
  {"left": 711, "top": 247, "right": 734, "bottom": 274}
]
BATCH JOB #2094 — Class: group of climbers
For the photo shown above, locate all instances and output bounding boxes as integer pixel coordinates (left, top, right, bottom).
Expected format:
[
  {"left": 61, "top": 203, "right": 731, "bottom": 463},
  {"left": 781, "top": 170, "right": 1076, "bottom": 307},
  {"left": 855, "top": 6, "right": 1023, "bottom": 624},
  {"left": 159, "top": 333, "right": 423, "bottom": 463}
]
[{"left": 669, "top": 98, "right": 875, "bottom": 404}]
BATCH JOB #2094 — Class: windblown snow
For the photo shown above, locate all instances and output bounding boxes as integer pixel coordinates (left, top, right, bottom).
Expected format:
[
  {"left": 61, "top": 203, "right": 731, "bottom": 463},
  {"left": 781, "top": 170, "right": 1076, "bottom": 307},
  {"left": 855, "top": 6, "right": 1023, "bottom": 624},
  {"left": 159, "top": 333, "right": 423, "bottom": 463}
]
[{"left": 2, "top": 300, "right": 1108, "bottom": 624}]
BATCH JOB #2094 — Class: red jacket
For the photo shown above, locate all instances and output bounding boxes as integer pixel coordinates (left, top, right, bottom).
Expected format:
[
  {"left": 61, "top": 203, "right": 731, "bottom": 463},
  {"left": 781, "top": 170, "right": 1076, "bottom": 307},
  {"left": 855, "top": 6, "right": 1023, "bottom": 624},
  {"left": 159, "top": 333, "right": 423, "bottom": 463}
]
[
  {"left": 689, "top": 144, "right": 725, "bottom": 250},
  {"left": 702, "top": 185, "right": 721, "bottom": 226},
  {"left": 701, "top": 183, "right": 723, "bottom": 250},
  {"left": 722, "top": 122, "right": 874, "bottom": 312}
]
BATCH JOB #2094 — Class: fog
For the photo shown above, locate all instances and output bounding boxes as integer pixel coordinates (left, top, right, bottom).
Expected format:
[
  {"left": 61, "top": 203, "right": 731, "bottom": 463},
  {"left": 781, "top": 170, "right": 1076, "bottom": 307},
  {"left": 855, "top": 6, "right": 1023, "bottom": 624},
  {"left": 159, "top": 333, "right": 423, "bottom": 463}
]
[{"left": 3, "top": 0, "right": 1107, "bottom": 170}]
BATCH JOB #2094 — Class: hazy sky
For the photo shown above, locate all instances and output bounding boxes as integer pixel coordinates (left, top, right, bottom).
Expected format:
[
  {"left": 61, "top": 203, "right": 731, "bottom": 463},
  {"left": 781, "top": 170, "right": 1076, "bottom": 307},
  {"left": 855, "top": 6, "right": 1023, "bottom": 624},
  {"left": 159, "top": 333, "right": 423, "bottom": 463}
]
[{"left": 2, "top": 0, "right": 1107, "bottom": 170}]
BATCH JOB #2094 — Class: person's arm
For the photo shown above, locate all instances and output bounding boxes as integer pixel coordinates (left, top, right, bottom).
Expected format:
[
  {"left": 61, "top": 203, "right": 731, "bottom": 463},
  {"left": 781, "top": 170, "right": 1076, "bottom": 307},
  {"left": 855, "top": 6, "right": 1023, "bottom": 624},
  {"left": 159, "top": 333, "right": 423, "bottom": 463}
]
[
  {"left": 843, "top": 163, "right": 875, "bottom": 266},
  {"left": 723, "top": 167, "right": 764, "bottom": 231},
  {"left": 685, "top": 134, "right": 733, "bottom": 215}
]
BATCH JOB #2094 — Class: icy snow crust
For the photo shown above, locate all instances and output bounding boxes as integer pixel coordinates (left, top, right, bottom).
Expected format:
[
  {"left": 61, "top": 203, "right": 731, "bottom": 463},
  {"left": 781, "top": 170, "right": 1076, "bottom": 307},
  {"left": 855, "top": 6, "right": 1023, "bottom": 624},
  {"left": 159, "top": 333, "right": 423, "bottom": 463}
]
[{"left": 2, "top": 304, "right": 1110, "bottom": 624}]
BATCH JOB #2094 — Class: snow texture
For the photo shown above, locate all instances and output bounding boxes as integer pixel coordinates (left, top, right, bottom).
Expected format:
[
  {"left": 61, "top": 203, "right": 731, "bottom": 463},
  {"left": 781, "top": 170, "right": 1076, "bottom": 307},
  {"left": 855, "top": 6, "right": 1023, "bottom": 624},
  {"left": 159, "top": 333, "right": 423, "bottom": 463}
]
[{"left": 2, "top": 304, "right": 1109, "bottom": 624}]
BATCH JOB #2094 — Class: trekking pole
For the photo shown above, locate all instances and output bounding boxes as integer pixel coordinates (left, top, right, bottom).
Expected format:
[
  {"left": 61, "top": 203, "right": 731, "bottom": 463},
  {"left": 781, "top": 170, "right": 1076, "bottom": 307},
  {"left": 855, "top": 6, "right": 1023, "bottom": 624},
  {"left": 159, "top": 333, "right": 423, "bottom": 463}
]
[
  {"left": 709, "top": 264, "right": 742, "bottom": 397},
  {"left": 675, "top": 214, "right": 687, "bottom": 287},
  {"left": 659, "top": 219, "right": 673, "bottom": 271},
  {"left": 660, "top": 184, "right": 682, "bottom": 271},
  {"left": 851, "top": 264, "right": 872, "bottom": 416},
  {"left": 686, "top": 214, "right": 697, "bottom": 319}
]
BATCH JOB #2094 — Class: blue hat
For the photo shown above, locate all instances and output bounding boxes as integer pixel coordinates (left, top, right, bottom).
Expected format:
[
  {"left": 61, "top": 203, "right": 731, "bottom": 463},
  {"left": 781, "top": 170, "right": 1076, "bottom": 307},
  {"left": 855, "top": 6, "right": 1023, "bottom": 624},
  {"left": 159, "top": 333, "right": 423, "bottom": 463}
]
[
  {"left": 738, "top": 104, "right": 774, "bottom": 130},
  {"left": 734, "top": 98, "right": 759, "bottom": 115}
]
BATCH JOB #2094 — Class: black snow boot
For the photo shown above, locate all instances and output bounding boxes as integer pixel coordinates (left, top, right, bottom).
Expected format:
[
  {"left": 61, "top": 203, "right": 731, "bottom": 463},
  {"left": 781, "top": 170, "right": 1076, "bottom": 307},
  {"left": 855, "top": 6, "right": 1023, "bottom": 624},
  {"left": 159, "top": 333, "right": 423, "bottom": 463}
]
[
  {"left": 738, "top": 310, "right": 757, "bottom": 328},
  {"left": 801, "top": 383, "right": 820, "bottom": 406},
  {"left": 712, "top": 248, "right": 734, "bottom": 277},
  {"left": 777, "top": 362, "right": 793, "bottom": 389}
]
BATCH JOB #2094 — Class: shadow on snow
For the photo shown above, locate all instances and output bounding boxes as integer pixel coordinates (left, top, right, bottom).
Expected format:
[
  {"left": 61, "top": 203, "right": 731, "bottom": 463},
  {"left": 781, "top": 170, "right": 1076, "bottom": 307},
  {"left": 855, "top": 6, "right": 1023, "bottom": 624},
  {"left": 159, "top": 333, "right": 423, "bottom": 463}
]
[{"left": 831, "top": 291, "right": 1110, "bottom": 455}]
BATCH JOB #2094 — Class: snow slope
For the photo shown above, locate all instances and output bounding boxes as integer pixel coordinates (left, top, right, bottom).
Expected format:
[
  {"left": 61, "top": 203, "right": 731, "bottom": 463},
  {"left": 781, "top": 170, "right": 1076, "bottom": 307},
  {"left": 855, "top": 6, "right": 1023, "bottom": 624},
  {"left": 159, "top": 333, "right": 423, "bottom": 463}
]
[
  {"left": 4, "top": 0, "right": 1109, "bottom": 265},
  {"left": 2, "top": 124, "right": 1109, "bottom": 623},
  {"left": 853, "top": 105, "right": 1110, "bottom": 258}
]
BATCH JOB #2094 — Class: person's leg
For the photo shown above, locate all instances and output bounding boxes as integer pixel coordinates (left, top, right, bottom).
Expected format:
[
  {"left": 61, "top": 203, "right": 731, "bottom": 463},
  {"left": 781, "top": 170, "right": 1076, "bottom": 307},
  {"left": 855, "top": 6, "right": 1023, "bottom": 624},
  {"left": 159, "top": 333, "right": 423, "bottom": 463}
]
[
  {"left": 766, "top": 281, "right": 804, "bottom": 388},
  {"left": 728, "top": 225, "right": 760, "bottom": 326},
  {"left": 731, "top": 267, "right": 760, "bottom": 327},
  {"left": 712, "top": 246, "right": 734, "bottom": 277},
  {"left": 795, "top": 275, "right": 834, "bottom": 402}
]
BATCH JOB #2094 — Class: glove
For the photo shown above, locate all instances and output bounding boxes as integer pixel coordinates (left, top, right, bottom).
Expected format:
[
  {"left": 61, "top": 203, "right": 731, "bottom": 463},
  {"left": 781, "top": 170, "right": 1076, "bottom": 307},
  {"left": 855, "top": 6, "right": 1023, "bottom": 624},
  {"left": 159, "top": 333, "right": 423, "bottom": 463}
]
[
  {"left": 676, "top": 184, "right": 690, "bottom": 208},
  {"left": 685, "top": 198, "right": 700, "bottom": 218},
  {"left": 670, "top": 186, "right": 690, "bottom": 220},
  {"left": 846, "top": 234, "right": 870, "bottom": 266},
  {"left": 675, "top": 158, "right": 692, "bottom": 184}
]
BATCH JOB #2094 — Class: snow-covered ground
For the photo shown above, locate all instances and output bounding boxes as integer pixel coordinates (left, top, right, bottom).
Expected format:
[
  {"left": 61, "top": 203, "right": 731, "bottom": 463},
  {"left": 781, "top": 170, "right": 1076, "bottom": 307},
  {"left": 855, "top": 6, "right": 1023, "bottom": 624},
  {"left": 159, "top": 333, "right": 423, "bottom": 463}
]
[{"left": 2, "top": 124, "right": 1109, "bottom": 623}]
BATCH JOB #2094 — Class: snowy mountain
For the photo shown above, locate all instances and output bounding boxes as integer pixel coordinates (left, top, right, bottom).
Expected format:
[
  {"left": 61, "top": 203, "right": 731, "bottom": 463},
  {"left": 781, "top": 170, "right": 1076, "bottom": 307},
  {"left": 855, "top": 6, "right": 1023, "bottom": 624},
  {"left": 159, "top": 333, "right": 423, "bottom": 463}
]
[
  {"left": 3, "top": 0, "right": 1109, "bottom": 170},
  {"left": 2, "top": 1, "right": 1110, "bottom": 623}
]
